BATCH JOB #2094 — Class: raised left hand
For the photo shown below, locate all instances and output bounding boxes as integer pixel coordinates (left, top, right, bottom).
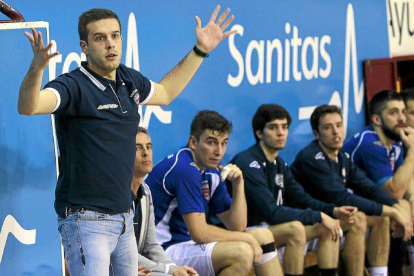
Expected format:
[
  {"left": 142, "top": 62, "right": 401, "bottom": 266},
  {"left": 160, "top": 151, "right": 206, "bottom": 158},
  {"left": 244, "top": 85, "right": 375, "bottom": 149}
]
[{"left": 195, "top": 5, "right": 237, "bottom": 53}]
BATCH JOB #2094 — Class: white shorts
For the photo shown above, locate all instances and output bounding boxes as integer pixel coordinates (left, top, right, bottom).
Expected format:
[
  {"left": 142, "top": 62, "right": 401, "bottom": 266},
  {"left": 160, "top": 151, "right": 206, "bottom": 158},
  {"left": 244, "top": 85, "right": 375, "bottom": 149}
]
[{"left": 165, "top": 240, "right": 218, "bottom": 276}]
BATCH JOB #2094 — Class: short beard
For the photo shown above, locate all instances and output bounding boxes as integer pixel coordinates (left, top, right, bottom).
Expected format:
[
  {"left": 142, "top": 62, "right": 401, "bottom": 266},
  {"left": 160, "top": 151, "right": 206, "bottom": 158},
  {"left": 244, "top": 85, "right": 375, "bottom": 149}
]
[{"left": 381, "top": 122, "right": 401, "bottom": 142}]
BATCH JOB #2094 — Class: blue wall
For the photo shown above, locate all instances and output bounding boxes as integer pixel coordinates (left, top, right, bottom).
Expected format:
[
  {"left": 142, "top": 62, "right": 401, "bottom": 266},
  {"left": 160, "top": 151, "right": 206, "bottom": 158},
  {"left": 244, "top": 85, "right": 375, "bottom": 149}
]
[{"left": 0, "top": 1, "right": 390, "bottom": 275}]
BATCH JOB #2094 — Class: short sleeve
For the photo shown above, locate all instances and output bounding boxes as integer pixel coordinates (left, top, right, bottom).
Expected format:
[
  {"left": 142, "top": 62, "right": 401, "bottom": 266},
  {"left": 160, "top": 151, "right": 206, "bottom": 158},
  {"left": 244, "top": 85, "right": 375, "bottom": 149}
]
[
  {"left": 121, "top": 66, "right": 154, "bottom": 105},
  {"left": 167, "top": 165, "right": 205, "bottom": 215},
  {"left": 354, "top": 144, "right": 394, "bottom": 186},
  {"left": 44, "top": 74, "right": 79, "bottom": 115},
  {"left": 209, "top": 180, "right": 232, "bottom": 215}
]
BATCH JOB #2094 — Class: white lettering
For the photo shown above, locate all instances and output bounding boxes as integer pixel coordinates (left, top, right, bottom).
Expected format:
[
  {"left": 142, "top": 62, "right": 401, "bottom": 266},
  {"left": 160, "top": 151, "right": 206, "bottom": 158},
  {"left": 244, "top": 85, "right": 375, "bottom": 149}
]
[
  {"left": 245, "top": 40, "right": 264, "bottom": 85},
  {"left": 227, "top": 22, "right": 332, "bottom": 87},
  {"left": 291, "top": 26, "right": 302, "bottom": 81},
  {"left": 266, "top": 39, "right": 283, "bottom": 83},
  {"left": 284, "top": 23, "right": 291, "bottom": 82},
  {"left": 227, "top": 25, "right": 245, "bottom": 87},
  {"left": 301, "top": 36, "right": 319, "bottom": 80},
  {"left": 319, "top": 36, "right": 331, "bottom": 78}
]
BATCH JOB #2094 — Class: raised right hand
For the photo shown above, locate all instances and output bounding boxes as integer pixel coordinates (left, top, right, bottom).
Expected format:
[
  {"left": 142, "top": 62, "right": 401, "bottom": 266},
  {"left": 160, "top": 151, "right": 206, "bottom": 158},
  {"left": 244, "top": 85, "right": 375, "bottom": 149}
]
[
  {"left": 218, "top": 164, "right": 243, "bottom": 186},
  {"left": 400, "top": 127, "right": 414, "bottom": 150},
  {"left": 24, "top": 28, "right": 60, "bottom": 71}
]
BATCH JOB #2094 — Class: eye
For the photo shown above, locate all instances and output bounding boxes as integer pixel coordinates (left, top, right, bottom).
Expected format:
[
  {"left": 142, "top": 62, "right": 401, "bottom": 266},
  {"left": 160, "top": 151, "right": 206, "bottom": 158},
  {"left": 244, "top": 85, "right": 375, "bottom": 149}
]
[
  {"left": 147, "top": 145, "right": 152, "bottom": 150},
  {"left": 96, "top": 36, "right": 105, "bottom": 42},
  {"left": 112, "top": 33, "right": 120, "bottom": 39}
]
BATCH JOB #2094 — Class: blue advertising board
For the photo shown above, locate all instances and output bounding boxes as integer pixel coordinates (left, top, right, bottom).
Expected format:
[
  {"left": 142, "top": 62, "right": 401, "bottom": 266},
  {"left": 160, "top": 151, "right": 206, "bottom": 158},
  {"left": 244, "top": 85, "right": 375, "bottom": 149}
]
[{"left": 0, "top": 0, "right": 397, "bottom": 275}]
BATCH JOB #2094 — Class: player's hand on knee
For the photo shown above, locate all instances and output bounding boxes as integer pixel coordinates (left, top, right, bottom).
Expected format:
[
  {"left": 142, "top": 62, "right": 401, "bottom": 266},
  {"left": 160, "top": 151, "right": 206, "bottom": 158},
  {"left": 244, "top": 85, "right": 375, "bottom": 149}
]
[
  {"left": 391, "top": 206, "right": 413, "bottom": 241},
  {"left": 249, "top": 238, "right": 263, "bottom": 264},
  {"left": 321, "top": 213, "right": 342, "bottom": 242}
]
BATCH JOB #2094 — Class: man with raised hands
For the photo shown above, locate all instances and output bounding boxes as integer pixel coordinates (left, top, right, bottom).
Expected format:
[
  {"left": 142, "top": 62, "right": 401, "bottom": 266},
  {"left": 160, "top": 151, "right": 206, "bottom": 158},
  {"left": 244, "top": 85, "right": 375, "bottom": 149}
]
[{"left": 18, "top": 6, "right": 237, "bottom": 276}]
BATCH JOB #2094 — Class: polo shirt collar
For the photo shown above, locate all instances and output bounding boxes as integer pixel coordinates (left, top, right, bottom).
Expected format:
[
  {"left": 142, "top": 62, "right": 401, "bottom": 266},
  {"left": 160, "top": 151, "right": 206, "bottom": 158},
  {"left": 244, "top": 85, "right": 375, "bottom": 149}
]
[{"left": 80, "top": 61, "right": 123, "bottom": 91}]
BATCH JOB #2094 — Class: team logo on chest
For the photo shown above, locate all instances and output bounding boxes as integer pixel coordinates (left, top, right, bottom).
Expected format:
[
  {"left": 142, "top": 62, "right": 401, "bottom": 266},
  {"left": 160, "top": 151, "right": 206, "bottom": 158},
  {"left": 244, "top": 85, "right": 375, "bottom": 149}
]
[
  {"left": 202, "top": 180, "right": 210, "bottom": 200},
  {"left": 130, "top": 89, "right": 140, "bottom": 104},
  {"left": 275, "top": 174, "right": 284, "bottom": 188}
]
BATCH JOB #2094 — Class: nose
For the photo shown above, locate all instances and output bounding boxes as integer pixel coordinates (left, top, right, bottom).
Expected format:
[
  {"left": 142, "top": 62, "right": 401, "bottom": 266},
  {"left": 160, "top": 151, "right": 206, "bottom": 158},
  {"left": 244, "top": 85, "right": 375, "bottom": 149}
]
[
  {"left": 215, "top": 144, "right": 224, "bottom": 156},
  {"left": 106, "top": 38, "right": 114, "bottom": 49},
  {"left": 275, "top": 126, "right": 283, "bottom": 136},
  {"left": 399, "top": 111, "right": 406, "bottom": 123}
]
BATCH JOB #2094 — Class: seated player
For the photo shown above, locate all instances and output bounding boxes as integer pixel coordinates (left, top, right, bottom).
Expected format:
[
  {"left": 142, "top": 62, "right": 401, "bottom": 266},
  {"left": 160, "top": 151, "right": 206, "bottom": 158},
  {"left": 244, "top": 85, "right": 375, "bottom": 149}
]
[
  {"left": 343, "top": 90, "right": 414, "bottom": 276},
  {"left": 291, "top": 104, "right": 413, "bottom": 276},
  {"left": 231, "top": 104, "right": 351, "bottom": 276},
  {"left": 132, "top": 127, "right": 197, "bottom": 276},
  {"left": 146, "top": 110, "right": 283, "bottom": 276}
]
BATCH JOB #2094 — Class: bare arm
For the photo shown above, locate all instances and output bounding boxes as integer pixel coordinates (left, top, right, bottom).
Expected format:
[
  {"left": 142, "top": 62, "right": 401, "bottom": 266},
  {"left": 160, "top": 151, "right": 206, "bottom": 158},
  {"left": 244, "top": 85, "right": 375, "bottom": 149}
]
[
  {"left": 18, "top": 28, "right": 60, "bottom": 115},
  {"left": 148, "top": 5, "right": 236, "bottom": 106},
  {"left": 216, "top": 164, "right": 247, "bottom": 231},
  {"left": 382, "top": 201, "right": 413, "bottom": 241},
  {"left": 382, "top": 127, "right": 414, "bottom": 199},
  {"left": 403, "top": 177, "right": 414, "bottom": 214}
]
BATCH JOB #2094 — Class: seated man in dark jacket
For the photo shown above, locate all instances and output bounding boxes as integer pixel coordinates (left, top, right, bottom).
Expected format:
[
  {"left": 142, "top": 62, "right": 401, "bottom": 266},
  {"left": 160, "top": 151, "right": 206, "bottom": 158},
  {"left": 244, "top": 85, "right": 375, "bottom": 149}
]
[
  {"left": 132, "top": 127, "right": 197, "bottom": 276},
  {"left": 291, "top": 104, "right": 413, "bottom": 276},
  {"left": 231, "top": 104, "right": 354, "bottom": 276}
]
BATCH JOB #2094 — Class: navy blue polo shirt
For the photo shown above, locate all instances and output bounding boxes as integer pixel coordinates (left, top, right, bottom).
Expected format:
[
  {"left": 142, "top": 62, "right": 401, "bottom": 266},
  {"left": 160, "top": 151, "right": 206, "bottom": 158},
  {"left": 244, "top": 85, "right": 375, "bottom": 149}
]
[{"left": 45, "top": 62, "right": 153, "bottom": 216}]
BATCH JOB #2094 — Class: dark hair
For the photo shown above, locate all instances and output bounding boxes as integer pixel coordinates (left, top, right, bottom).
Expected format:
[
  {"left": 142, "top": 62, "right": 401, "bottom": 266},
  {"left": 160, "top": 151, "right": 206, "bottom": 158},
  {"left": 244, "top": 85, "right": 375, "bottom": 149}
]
[
  {"left": 137, "top": 126, "right": 149, "bottom": 135},
  {"left": 369, "top": 89, "right": 402, "bottom": 116},
  {"left": 190, "top": 110, "right": 232, "bottom": 140},
  {"left": 400, "top": 88, "right": 414, "bottom": 104},
  {"left": 252, "top": 104, "right": 292, "bottom": 143},
  {"left": 78, "top": 8, "right": 121, "bottom": 42},
  {"left": 310, "top": 105, "right": 343, "bottom": 132}
]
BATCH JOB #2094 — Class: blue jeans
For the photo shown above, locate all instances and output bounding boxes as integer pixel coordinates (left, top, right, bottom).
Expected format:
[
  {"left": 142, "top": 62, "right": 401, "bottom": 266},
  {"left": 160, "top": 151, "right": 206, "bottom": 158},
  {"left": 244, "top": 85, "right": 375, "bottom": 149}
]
[{"left": 58, "top": 209, "right": 138, "bottom": 276}]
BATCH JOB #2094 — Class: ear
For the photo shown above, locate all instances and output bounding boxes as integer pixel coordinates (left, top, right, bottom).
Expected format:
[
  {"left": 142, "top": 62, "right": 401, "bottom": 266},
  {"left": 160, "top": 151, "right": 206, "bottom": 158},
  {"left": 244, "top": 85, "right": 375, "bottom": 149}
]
[
  {"left": 255, "top": 129, "right": 263, "bottom": 141},
  {"left": 313, "top": 129, "right": 320, "bottom": 140},
  {"left": 80, "top": 40, "right": 88, "bottom": 55},
  {"left": 188, "top": 135, "right": 197, "bottom": 151},
  {"left": 371, "top": 114, "right": 381, "bottom": 126}
]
